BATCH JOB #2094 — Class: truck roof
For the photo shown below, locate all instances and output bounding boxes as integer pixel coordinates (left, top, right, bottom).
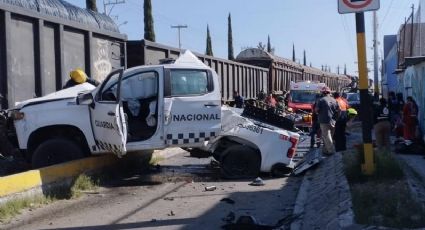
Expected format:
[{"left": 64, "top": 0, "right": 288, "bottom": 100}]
[{"left": 290, "top": 81, "right": 326, "bottom": 91}]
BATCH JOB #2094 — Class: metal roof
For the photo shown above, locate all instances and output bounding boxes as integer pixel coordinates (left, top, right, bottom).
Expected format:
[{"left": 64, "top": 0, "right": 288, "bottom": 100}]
[
  {"left": 236, "top": 48, "right": 349, "bottom": 79},
  {"left": 0, "top": 0, "right": 119, "bottom": 33}
]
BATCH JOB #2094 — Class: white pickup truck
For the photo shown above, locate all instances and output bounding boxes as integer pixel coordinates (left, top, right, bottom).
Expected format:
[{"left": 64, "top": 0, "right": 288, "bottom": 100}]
[{"left": 1, "top": 51, "right": 300, "bottom": 178}]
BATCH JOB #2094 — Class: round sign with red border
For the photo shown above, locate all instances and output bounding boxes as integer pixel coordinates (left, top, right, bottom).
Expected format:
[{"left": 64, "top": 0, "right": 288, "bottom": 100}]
[
  {"left": 342, "top": 0, "right": 373, "bottom": 9},
  {"left": 338, "top": 0, "right": 380, "bottom": 14}
]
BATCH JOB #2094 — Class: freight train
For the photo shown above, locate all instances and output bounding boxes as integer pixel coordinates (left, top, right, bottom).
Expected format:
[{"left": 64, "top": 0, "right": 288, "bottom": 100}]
[{"left": 127, "top": 40, "right": 352, "bottom": 103}]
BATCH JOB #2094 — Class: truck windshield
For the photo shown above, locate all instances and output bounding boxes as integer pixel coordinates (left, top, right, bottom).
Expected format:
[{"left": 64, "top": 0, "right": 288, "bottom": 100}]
[{"left": 290, "top": 90, "right": 319, "bottom": 103}]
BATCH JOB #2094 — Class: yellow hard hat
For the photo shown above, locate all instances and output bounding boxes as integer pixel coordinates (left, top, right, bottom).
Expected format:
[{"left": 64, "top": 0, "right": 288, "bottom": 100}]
[{"left": 70, "top": 69, "right": 87, "bottom": 84}]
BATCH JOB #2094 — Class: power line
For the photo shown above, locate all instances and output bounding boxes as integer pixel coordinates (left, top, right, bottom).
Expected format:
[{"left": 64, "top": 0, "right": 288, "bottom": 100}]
[{"left": 103, "top": 0, "right": 125, "bottom": 16}]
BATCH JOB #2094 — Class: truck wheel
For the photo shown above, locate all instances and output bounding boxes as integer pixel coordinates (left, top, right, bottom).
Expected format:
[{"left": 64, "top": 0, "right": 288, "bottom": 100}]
[
  {"left": 32, "top": 138, "right": 85, "bottom": 169},
  {"left": 220, "top": 145, "right": 260, "bottom": 179}
]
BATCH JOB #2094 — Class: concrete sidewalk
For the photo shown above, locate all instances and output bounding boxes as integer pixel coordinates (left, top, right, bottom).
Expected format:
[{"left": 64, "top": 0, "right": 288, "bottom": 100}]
[{"left": 291, "top": 151, "right": 355, "bottom": 230}]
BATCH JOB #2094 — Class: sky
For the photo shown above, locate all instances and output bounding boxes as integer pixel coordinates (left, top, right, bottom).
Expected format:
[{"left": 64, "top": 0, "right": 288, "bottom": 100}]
[{"left": 71, "top": 0, "right": 419, "bottom": 76}]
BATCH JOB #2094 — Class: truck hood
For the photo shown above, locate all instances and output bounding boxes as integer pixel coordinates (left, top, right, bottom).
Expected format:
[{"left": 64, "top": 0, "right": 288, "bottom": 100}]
[{"left": 14, "top": 83, "right": 96, "bottom": 109}]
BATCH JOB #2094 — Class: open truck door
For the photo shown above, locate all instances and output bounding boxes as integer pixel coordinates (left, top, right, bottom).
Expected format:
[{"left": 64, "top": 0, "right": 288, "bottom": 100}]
[{"left": 90, "top": 69, "right": 127, "bottom": 157}]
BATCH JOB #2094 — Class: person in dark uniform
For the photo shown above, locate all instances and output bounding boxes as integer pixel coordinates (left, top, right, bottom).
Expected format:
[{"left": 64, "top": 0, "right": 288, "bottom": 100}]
[
  {"left": 333, "top": 92, "right": 349, "bottom": 152},
  {"left": 63, "top": 69, "right": 100, "bottom": 89},
  {"left": 233, "top": 90, "right": 244, "bottom": 108},
  {"left": 257, "top": 89, "right": 266, "bottom": 101},
  {"left": 374, "top": 98, "right": 391, "bottom": 151}
]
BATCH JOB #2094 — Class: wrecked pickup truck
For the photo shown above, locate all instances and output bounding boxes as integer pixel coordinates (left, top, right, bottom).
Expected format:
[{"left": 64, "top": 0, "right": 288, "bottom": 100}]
[{"left": 0, "top": 50, "right": 301, "bottom": 178}]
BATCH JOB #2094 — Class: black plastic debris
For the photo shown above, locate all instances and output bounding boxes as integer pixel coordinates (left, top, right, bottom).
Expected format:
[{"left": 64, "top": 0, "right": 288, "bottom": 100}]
[
  {"left": 220, "top": 198, "right": 235, "bottom": 204},
  {"left": 249, "top": 177, "right": 265, "bottom": 186},
  {"left": 222, "top": 215, "right": 274, "bottom": 230},
  {"left": 222, "top": 211, "right": 235, "bottom": 223}
]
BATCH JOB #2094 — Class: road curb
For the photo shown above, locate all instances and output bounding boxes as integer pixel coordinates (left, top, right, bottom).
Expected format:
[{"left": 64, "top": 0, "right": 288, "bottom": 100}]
[
  {"left": 290, "top": 152, "right": 355, "bottom": 229},
  {"left": 290, "top": 169, "right": 312, "bottom": 230},
  {"left": 0, "top": 149, "right": 179, "bottom": 204}
]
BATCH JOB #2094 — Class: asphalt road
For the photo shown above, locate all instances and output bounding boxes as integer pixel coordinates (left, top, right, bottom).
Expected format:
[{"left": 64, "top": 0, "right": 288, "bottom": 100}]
[{"left": 2, "top": 149, "right": 303, "bottom": 230}]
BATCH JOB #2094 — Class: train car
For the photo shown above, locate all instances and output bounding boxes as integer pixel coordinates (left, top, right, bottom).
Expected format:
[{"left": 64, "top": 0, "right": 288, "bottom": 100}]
[
  {"left": 0, "top": 0, "right": 126, "bottom": 109},
  {"left": 127, "top": 40, "right": 269, "bottom": 102},
  {"left": 235, "top": 48, "right": 351, "bottom": 93}
]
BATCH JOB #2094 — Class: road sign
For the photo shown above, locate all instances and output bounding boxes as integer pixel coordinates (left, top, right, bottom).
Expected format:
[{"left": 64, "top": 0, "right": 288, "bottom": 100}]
[{"left": 338, "top": 0, "right": 380, "bottom": 14}]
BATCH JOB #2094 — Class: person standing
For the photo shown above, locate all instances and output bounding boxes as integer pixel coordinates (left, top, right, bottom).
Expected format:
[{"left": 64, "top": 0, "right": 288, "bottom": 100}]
[
  {"left": 310, "top": 94, "right": 322, "bottom": 148},
  {"left": 265, "top": 92, "right": 277, "bottom": 113},
  {"left": 333, "top": 92, "right": 349, "bottom": 151},
  {"left": 374, "top": 98, "right": 391, "bottom": 151},
  {"left": 316, "top": 87, "right": 340, "bottom": 155},
  {"left": 233, "top": 91, "right": 244, "bottom": 108},
  {"left": 257, "top": 89, "right": 266, "bottom": 101},
  {"left": 403, "top": 96, "right": 418, "bottom": 140}
]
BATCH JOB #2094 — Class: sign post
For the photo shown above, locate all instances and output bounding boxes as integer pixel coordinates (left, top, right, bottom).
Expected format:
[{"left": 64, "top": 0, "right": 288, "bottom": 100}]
[{"left": 338, "top": 0, "right": 380, "bottom": 175}]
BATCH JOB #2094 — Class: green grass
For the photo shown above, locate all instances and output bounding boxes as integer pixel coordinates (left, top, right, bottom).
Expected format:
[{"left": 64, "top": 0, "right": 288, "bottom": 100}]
[
  {"left": 351, "top": 181, "right": 425, "bottom": 228},
  {"left": 343, "top": 149, "right": 425, "bottom": 228},
  {"left": 0, "top": 195, "right": 54, "bottom": 223},
  {"left": 344, "top": 149, "right": 404, "bottom": 183},
  {"left": 0, "top": 174, "right": 98, "bottom": 223},
  {"left": 70, "top": 174, "right": 99, "bottom": 198}
]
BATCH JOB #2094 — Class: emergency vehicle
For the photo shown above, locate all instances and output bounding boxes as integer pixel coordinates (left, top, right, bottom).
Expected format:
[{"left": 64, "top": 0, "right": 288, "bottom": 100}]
[
  {"left": 0, "top": 51, "right": 300, "bottom": 178},
  {"left": 288, "top": 81, "right": 327, "bottom": 129}
]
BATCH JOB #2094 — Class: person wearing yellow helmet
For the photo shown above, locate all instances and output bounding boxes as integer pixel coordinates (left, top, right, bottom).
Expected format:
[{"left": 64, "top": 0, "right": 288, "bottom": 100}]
[{"left": 63, "top": 68, "right": 100, "bottom": 89}]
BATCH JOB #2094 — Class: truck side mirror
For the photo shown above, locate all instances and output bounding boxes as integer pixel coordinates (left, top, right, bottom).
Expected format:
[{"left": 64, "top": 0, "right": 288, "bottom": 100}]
[{"left": 76, "top": 93, "right": 94, "bottom": 107}]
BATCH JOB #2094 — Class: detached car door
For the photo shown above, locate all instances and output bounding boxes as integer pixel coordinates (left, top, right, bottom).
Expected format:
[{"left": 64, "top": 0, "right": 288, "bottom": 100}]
[
  {"left": 164, "top": 68, "right": 221, "bottom": 147},
  {"left": 90, "top": 69, "right": 127, "bottom": 157}
]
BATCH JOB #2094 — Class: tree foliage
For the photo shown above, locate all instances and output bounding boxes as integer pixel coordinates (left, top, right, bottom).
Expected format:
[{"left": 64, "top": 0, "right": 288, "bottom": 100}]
[
  {"left": 144, "top": 0, "right": 156, "bottom": 41},
  {"left": 206, "top": 25, "right": 213, "bottom": 56},
  {"left": 292, "top": 43, "right": 296, "bottom": 62},
  {"left": 267, "top": 35, "right": 272, "bottom": 53},
  {"left": 228, "top": 13, "right": 234, "bottom": 60},
  {"left": 86, "top": 0, "right": 97, "bottom": 12}
]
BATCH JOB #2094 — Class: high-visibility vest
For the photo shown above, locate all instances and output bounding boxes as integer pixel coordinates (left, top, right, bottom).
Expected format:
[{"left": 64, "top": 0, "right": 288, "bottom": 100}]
[{"left": 336, "top": 97, "right": 349, "bottom": 111}]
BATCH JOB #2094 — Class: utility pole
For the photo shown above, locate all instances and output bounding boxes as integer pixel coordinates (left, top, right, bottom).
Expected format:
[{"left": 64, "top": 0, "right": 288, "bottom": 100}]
[
  {"left": 171, "top": 25, "right": 188, "bottom": 50},
  {"left": 373, "top": 11, "right": 379, "bottom": 98},
  {"left": 103, "top": 0, "right": 125, "bottom": 16}
]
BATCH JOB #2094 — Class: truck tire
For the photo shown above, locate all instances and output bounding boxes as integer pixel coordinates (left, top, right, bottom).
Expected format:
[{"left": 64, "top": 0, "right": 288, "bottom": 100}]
[
  {"left": 32, "top": 138, "right": 85, "bottom": 169},
  {"left": 220, "top": 145, "right": 260, "bottom": 179}
]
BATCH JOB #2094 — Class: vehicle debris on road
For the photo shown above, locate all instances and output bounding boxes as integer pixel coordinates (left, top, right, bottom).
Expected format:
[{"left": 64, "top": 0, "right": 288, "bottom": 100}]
[
  {"left": 249, "top": 177, "right": 265, "bottom": 186},
  {"left": 220, "top": 198, "right": 235, "bottom": 204},
  {"left": 205, "top": 186, "right": 217, "bottom": 191}
]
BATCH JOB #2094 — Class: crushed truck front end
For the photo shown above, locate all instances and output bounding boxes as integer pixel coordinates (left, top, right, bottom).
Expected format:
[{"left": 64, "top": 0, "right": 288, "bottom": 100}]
[{"left": 208, "top": 107, "right": 300, "bottom": 173}]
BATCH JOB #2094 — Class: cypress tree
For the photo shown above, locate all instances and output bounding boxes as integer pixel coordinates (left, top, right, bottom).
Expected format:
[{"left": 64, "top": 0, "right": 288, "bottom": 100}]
[
  {"left": 267, "top": 35, "right": 272, "bottom": 53},
  {"left": 292, "top": 43, "right": 296, "bottom": 62},
  {"left": 86, "top": 0, "right": 97, "bottom": 12},
  {"left": 344, "top": 64, "right": 347, "bottom": 75},
  {"left": 144, "top": 0, "right": 156, "bottom": 41},
  {"left": 303, "top": 50, "right": 306, "bottom": 66},
  {"left": 206, "top": 25, "right": 213, "bottom": 56},
  {"left": 228, "top": 13, "right": 234, "bottom": 60}
]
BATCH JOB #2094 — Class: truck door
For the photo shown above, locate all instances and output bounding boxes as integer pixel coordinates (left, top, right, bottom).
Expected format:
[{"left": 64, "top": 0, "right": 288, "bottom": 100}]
[
  {"left": 90, "top": 69, "right": 127, "bottom": 157},
  {"left": 164, "top": 68, "right": 221, "bottom": 147}
]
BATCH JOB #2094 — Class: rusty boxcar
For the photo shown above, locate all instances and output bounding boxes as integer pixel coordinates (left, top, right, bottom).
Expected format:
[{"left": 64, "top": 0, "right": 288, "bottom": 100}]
[
  {"left": 236, "top": 48, "right": 351, "bottom": 93},
  {"left": 0, "top": 0, "right": 126, "bottom": 108},
  {"left": 127, "top": 40, "right": 269, "bottom": 102}
]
